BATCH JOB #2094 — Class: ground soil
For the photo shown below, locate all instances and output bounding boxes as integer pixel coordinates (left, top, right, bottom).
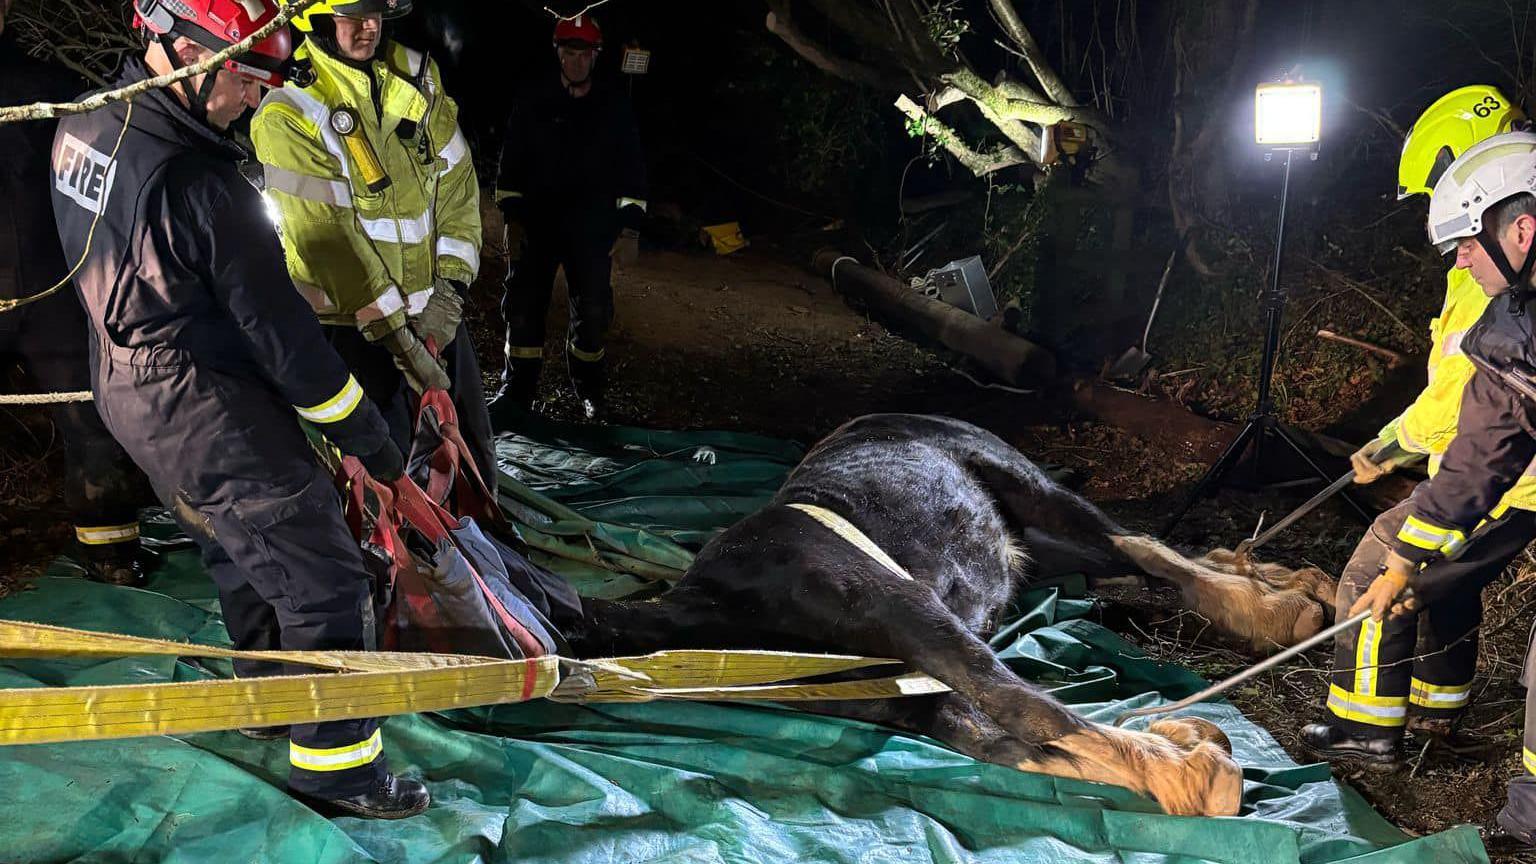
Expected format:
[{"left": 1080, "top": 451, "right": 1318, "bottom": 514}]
[{"left": 4, "top": 239, "right": 1534, "bottom": 860}]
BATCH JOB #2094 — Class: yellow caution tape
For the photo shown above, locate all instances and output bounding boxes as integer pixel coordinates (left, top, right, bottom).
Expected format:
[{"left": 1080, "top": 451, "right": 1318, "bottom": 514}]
[{"left": 0, "top": 620, "right": 950, "bottom": 745}]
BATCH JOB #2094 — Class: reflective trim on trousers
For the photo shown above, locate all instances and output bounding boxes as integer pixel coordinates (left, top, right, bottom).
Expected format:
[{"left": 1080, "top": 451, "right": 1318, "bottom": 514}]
[
  {"left": 1409, "top": 677, "right": 1472, "bottom": 710},
  {"left": 505, "top": 342, "right": 543, "bottom": 360},
  {"left": 75, "top": 523, "right": 140, "bottom": 545},
  {"left": 1354, "top": 617, "right": 1383, "bottom": 696},
  {"left": 289, "top": 728, "right": 383, "bottom": 772},
  {"left": 567, "top": 341, "right": 605, "bottom": 363},
  {"left": 1327, "top": 684, "right": 1407, "bottom": 727}
]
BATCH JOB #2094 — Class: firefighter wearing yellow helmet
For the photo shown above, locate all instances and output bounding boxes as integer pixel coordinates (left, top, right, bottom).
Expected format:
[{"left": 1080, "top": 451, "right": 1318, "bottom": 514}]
[
  {"left": 250, "top": 0, "right": 498, "bottom": 484},
  {"left": 1300, "top": 90, "right": 1536, "bottom": 775}
]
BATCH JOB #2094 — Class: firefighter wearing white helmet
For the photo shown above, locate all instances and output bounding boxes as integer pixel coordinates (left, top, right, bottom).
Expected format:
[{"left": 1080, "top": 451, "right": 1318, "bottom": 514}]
[
  {"left": 1336, "top": 131, "right": 1536, "bottom": 845},
  {"left": 1300, "top": 108, "right": 1536, "bottom": 771}
]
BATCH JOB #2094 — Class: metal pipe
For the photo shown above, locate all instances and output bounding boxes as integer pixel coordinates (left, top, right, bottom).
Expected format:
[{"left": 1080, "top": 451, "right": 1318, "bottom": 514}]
[{"left": 1112, "top": 606, "right": 1373, "bottom": 726}]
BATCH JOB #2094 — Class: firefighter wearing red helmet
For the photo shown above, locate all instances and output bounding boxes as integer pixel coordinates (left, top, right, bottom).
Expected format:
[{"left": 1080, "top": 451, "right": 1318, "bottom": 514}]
[
  {"left": 494, "top": 13, "right": 648, "bottom": 421},
  {"left": 1, "top": 0, "right": 152, "bottom": 587},
  {"left": 50, "top": 0, "right": 429, "bottom": 818},
  {"left": 554, "top": 13, "right": 603, "bottom": 50}
]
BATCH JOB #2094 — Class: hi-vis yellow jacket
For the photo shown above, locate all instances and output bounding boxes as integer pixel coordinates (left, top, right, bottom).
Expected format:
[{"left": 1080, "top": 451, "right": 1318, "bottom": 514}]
[
  {"left": 250, "top": 39, "right": 481, "bottom": 337},
  {"left": 1378, "top": 266, "right": 1536, "bottom": 512}
]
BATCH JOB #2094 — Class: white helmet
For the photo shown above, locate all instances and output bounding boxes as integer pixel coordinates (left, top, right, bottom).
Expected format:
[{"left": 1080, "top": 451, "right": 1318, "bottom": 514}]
[{"left": 1427, "top": 131, "right": 1536, "bottom": 254}]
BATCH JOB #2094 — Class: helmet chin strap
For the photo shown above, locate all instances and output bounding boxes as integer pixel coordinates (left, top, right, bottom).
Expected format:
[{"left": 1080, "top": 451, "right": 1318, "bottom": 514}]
[
  {"left": 159, "top": 34, "right": 222, "bottom": 129},
  {"left": 1477, "top": 228, "right": 1536, "bottom": 314}
]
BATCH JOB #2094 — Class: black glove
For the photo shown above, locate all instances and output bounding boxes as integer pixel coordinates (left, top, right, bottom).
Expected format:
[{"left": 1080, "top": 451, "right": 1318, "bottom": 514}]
[{"left": 357, "top": 437, "right": 405, "bottom": 482}]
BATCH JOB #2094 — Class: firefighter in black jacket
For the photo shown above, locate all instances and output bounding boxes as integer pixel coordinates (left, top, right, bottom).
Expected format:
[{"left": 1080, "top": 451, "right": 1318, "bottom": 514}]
[
  {"left": 494, "top": 14, "right": 646, "bottom": 420},
  {"left": 0, "top": 0, "right": 148, "bottom": 585},
  {"left": 50, "top": 0, "right": 427, "bottom": 818},
  {"left": 1325, "top": 131, "right": 1536, "bottom": 844}
]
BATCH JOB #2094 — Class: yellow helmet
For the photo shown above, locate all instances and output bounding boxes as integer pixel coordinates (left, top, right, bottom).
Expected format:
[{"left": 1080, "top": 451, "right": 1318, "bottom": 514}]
[
  {"left": 1398, "top": 85, "right": 1526, "bottom": 199},
  {"left": 292, "top": 0, "right": 411, "bottom": 33}
]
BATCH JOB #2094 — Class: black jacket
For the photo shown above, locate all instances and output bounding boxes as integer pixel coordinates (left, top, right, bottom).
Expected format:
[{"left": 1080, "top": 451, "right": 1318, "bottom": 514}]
[
  {"left": 495, "top": 71, "right": 646, "bottom": 239},
  {"left": 1394, "top": 290, "right": 1536, "bottom": 570},
  {"left": 0, "top": 32, "right": 82, "bottom": 303},
  {"left": 50, "top": 60, "right": 389, "bottom": 455}
]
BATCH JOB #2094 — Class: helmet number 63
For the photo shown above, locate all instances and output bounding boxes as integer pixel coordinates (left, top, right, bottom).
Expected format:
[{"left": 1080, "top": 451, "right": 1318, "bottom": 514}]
[{"left": 1474, "top": 95, "right": 1503, "bottom": 118}]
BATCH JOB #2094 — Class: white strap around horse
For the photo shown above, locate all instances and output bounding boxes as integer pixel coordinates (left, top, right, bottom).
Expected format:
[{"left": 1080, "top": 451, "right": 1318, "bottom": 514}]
[{"left": 786, "top": 503, "right": 914, "bottom": 581}]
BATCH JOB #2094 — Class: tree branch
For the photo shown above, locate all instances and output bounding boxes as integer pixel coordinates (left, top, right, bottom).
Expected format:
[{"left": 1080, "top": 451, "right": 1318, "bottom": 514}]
[
  {"left": 764, "top": 2, "right": 896, "bottom": 89},
  {"left": 987, "top": 0, "right": 1078, "bottom": 107},
  {"left": 895, "top": 93, "right": 1028, "bottom": 177},
  {"left": 936, "top": 68, "right": 1043, "bottom": 156},
  {"left": 0, "top": 0, "right": 315, "bottom": 125}
]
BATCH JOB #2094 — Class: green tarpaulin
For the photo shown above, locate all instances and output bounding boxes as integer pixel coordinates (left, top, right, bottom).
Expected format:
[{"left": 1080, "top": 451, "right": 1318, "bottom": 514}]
[{"left": 0, "top": 421, "right": 1488, "bottom": 863}]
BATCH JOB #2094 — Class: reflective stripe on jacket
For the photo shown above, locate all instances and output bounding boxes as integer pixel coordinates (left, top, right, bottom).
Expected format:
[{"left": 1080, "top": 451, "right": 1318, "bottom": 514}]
[
  {"left": 1379, "top": 266, "right": 1536, "bottom": 513},
  {"left": 251, "top": 39, "right": 481, "bottom": 334},
  {"left": 1391, "top": 294, "right": 1536, "bottom": 566}
]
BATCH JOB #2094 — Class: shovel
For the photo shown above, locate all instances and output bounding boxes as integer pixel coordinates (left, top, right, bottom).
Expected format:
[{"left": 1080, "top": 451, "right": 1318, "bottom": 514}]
[{"left": 1108, "top": 235, "right": 1188, "bottom": 381}]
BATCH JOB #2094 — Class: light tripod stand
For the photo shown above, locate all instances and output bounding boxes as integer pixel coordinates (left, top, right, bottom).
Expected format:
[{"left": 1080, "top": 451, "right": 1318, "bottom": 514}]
[{"left": 1159, "top": 146, "right": 1371, "bottom": 538}]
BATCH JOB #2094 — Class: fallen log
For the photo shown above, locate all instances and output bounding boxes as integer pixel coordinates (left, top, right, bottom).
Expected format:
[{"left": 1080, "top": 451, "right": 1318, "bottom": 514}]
[{"left": 811, "top": 249, "right": 1057, "bottom": 385}]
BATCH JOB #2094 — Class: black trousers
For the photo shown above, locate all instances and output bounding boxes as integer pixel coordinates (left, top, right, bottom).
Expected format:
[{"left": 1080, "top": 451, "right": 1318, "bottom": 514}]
[
  {"left": 501, "top": 226, "right": 613, "bottom": 401},
  {"left": 95, "top": 344, "right": 385, "bottom": 797},
  {"left": 1323, "top": 489, "right": 1536, "bottom": 736},
  {"left": 325, "top": 322, "right": 497, "bottom": 488},
  {"left": 0, "top": 288, "right": 144, "bottom": 560}
]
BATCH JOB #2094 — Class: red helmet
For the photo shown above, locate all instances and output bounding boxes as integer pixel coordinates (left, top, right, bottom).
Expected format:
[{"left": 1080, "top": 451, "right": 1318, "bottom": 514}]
[
  {"left": 553, "top": 14, "right": 602, "bottom": 50},
  {"left": 133, "top": 0, "right": 294, "bottom": 87}
]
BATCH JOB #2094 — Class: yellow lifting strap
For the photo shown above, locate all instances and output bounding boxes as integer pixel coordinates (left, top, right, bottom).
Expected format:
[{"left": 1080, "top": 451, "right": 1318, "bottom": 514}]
[{"left": 0, "top": 619, "right": 949, "bottom": 746}]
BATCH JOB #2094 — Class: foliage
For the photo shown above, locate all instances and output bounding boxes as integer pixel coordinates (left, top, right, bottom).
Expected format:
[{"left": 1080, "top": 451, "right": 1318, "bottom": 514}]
[
  {"left": 8, "top": 0, "right": 138, "bottom": 87},
  {"left": 920, "top": 0, "right": 970, "bottom": 58}
]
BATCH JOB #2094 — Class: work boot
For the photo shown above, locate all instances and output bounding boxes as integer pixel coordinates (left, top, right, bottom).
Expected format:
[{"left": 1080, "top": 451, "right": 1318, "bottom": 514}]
[
  {"left": 80, "top": 545, "right": 148, "bottom": 588},
  {"left": 306, "top": 772, "right": 431, "bottom": 820},
  {"left": 1494, "top": 810, "right": 1536, "bottom": 847},
  {"left": 488, "top": 358, "right": 542, "bottom": 419},
  {"left": 237, "top": 725, "right": 290, "bottom": 741},
  {"left": 1300, "top": 722, "right": 1402, "bottom": 764},
  {"left": 1407, "top": 715, "right": 1458, "bottom": 740}
]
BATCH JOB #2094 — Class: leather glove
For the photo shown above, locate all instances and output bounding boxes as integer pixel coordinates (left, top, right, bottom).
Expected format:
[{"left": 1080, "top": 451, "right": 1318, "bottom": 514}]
[
  {"left": 414, "top": 280, "right": 464, "bottom": 352},
  {"left": 609, "top": 228, "right": 640, "bottom": 269},
  {"left": 1350, "top": 437, "right": 1397, "bottom": 485},
  {"left": 356, "top": 437, "right": 405, "bottom": 481},
  {"left": 503, "top": 220, "right": 525, "bottom": 263},
  {"left": 378, "top": 326, "right": 451, "bottom": 393},
  {"left": 1349, "top": 553, "right": 1418, "bottom": 621}
]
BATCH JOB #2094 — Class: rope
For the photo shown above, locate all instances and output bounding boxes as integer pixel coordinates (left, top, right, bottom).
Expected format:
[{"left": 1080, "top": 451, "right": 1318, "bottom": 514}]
[
  {"left": 0, "top": 101, "right": 133, "bottom": 315},
  {"left": 0, "top": 391, "right": 93, "bottom": 405}
]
